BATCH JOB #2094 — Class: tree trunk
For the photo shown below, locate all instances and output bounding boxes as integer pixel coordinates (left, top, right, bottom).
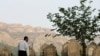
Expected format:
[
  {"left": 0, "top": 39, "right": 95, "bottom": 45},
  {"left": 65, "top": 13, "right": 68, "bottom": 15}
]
[{"left": 81, "top": 37, "right": 86, "bottom": 56}]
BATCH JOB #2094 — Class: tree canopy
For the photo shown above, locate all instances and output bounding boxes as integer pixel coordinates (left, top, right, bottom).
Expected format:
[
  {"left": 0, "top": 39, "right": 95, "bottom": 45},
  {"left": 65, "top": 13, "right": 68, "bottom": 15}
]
[{"left": 47, "top": 0, "right": 100, "bottom": 41}]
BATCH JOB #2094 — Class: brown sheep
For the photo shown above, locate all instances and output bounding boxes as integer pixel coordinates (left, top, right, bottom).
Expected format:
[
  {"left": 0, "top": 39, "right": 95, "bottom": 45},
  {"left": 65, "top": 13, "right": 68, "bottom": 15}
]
[
  {"left": 29, "top": 46, "right": 36, "bottom": 56},
  {"left": 0, "top": 47, "right": 12, "bottom": 56},
  {"left": 93, "top": 45, "right": 100, "bottom": 56},
  {"left": 61, "top": 42, "right": 68, "bottom": 56},
  {"left": 43, "top": 44, "right": 58, "bottom": 56},
  {"left": 86, "top": 42, "right": 97, "bottom": 56},
  {"left": 40, "top": 44, "right": 49, "bottom": 56},
  {"left": 67, "top": 39, "right": 82, "bottom": 56}
]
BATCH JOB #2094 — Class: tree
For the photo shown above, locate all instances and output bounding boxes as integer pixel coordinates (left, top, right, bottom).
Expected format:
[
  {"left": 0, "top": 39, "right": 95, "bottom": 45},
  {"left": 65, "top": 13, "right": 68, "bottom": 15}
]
[{"left": 47, "top": 0, "right": 100, "bottom": 56}]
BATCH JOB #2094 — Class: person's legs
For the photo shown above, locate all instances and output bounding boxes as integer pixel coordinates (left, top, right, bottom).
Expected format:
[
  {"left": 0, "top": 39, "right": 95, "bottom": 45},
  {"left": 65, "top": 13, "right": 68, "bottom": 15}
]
[
  {"left": 18, "top": 51, "right": 21, "bottom": 56},
  {"left": 18, "top": 51, "right": 27, "bottom": 56}
]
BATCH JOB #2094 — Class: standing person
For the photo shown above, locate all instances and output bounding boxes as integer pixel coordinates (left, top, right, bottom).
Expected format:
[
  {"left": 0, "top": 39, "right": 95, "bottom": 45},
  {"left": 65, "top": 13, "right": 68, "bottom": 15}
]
[{"left": 18, "top": 36, "right": 29, "bottom": 56}]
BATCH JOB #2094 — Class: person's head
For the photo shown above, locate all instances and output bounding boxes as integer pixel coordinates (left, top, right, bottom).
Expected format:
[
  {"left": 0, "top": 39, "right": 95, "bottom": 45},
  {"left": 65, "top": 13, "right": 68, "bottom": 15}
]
[{"left": 24, "top": 36, "right": 28, "bottom": 42}]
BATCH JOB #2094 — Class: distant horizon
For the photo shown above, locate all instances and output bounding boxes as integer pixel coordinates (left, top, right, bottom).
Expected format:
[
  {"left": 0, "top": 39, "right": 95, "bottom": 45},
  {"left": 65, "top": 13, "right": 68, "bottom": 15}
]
[{"left": 0, "top": 21, "right": 52, "bottom": 29}]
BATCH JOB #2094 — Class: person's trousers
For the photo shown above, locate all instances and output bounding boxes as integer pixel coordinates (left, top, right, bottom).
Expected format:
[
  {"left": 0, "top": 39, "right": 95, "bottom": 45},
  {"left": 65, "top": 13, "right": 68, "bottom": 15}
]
[{"left": 18, "top": 50, "right": 27, "bottom": 56}]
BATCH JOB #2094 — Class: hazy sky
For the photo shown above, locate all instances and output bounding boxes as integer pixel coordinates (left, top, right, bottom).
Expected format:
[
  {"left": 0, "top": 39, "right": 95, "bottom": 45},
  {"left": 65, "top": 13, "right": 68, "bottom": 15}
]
[{"left": 0, "top": 0, "right": 100, "bottom": 28}]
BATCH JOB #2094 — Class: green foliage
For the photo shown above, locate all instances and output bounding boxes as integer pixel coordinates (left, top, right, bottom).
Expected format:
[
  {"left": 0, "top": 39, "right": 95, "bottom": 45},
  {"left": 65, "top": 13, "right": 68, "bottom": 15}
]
[{"left": 47, "top": 0, "right": 100, "bottom": 41}]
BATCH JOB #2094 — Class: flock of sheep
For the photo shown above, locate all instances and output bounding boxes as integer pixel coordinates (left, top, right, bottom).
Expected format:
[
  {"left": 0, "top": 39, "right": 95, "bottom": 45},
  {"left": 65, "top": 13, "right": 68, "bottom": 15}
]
[{"left": 0, "top": 39, "right": 100, "bottom": 56}]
